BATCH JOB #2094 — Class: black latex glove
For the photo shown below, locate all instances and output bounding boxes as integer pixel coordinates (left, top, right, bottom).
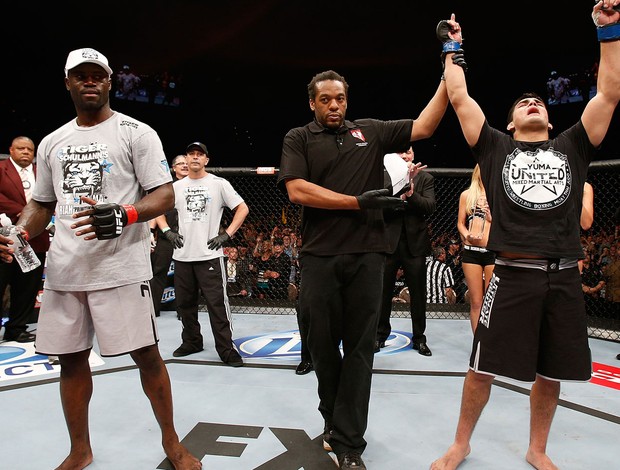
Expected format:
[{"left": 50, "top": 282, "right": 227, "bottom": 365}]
[
  {"left": 162, "top": 230, "right": 184, "bottom": 248},
  {"left": 450, "top": 51, "right": 468, "bottom": 72},
  {"left": 207, "top": 232, "right": 231, "bottom": 250},
  {"left": 356, "top": 188, "right": 406, "bottom": 210}
]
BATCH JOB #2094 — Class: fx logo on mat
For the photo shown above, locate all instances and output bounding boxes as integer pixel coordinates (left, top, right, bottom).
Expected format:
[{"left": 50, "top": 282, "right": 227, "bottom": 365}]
[{"left": 157, "top": 422, "right": 334, "bottom": 469}]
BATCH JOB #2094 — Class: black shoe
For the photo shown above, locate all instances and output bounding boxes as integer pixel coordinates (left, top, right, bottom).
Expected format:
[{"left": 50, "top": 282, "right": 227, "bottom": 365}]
[
  {"left": 374, "top": 340, "right": 385, "bottom": 353},
  {"left": 295, "top": 361, "right": 313, "bottom": 375},
  {"left": 172, "top": 344, "right": 203, "bottom": 357},
  {"left": 413, "top": 342, "right": 432, "bottom": 356},
  {"left": 616, "top": 353, "right": 620, "bottom": 360},
  {"left": 323, "top": 422, "right": 333, "bottom": 451},
  {"left": 4, "top": 330, "right": 36, "bottom": 343},
  {"left": 337, "top": 451, "right": 366, "bottom": 469},
  {"left": 224, "top": 353, "right": 244, "bottom": 367}
]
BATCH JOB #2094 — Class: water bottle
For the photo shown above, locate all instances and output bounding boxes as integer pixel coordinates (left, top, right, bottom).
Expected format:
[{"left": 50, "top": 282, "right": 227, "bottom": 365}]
[{"left": 1, "top": 225, "right": 41, "bottom": 273}]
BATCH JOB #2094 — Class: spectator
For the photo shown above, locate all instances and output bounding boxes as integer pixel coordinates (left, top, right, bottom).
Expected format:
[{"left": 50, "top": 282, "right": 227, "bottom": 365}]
[
  {"left": 171, "top": 141, "right": 248, "bottom": 367},
  {"left": 445, "top": 238, "right": 466, "bottom": 302},
  {"left": 254, "top": 239, "right": 274, "bottom": 299},
  {"left": 598, "top": 246, "right": 612, "bottom": 268},
  {"left": 148, "top": 154, "right": 188, "bottom": 316},
  {"left": 391, "top": 267, "right": 409, "bottom": 303},
  {"left": 581, "top": 253, "right": 606, "bottom": 315},
  {"left": 234, "top": 243, "right": 254, "bottom": 297},
  {"left": 0, "top": 136, "right": 50, "bottom": 342},
  {"left": 376, "top": 146, "right": 436, "bottom": 357},
  {"left": 264, "top": 237, "right": 293, "bottom": 300},
  {"left": 602, "top": 243, "right": 620, "bottom": 313},
  {"left": 116, "top": 64, "right": 141, "bottom": 100},
  {"left": 546, "top": 70, "right": 571, "bottom": 105},
  {"left": 225, "top": 246, "right": 251, "bottom": 298}
]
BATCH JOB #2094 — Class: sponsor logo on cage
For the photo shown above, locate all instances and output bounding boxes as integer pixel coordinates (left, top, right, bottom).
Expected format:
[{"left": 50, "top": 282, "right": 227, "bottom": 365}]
[
  {"left": 162, "top": 286, "right": 176, "bottom": 304},
  {"left": 502, "top": 148, "right": 571, "bottom": 210},
  {"left": 0, "top": 343, "right": 104, "bottom": 383},
  {"left": 234, "top": 330, "right": 412, "bottom": 359}
]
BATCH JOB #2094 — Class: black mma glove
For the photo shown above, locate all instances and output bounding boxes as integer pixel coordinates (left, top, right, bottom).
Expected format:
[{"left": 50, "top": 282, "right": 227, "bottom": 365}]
[
  {"left": 436, "top": 19, "right": 457, "bottom": 47},
  {"left": 91, "top": 203, "right": 137, "bottom": 240},
  {"left": 207, "top": 232, "right": 231, "bottom": 250},
  {"left": 162, "top": 229, "right": 184, "bottom": 248},
  {"left": 356, "top": 188, "right": 406, "bottom": 210},
  {"left": 437, "top": 19, "right": 467, "bottom": 72}
]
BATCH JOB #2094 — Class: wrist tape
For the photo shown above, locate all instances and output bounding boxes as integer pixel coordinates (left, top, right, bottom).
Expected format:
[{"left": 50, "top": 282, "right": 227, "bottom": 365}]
[
  {"left": 120, "top": 204, "right": 138, "bottom": 225},
  {"left": 442, "top": 41, "right": 462, "bottom": 53},
  {"left": 598, "top": 22, "right": 620, "bottom": 41}
]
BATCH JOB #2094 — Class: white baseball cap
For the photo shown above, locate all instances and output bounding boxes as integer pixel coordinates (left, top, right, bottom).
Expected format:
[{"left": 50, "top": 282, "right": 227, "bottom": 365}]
[{"left": 64, "top": 48, "right": 113, "bottom": 78}]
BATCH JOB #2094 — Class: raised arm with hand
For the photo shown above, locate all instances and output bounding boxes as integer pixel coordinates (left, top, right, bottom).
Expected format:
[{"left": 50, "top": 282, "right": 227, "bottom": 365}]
[
  {"left": 436, "top": 17, "right": 467, "bottom": 72},
  {"left": 440, "top": 13, "right": 486, "bottom": 148},
  {"left": 582, "top": 0, "right": 620, "bottom": 147}
]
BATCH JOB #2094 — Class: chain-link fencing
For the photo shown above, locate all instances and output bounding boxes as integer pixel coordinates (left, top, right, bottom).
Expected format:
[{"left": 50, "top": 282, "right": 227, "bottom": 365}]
[{"left": 192, "top": 160, "right": 620, "bottom": 343}]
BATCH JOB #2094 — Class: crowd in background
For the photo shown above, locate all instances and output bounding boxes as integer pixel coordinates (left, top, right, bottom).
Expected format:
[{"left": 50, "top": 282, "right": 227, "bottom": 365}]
[{"left": 212, "top": 218, "right": 620, "bottom": 316}]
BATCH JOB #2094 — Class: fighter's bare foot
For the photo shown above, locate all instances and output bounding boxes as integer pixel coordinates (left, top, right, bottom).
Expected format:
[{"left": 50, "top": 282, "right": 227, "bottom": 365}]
[
  {"left": 54, "top": 450, "right": 93, "bottom": 470},
  {"left": 526, "top": 449, "right": 558, "bottom": 470},
  {"left": 165, "top": 442, "right": 202, "bottom": 470},
  {"left": 430, "top": 443, "right": 471, "bottom": 470}
]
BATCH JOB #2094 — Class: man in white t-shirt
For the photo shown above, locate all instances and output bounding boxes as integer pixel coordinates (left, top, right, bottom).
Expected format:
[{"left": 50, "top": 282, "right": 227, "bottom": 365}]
[
  {"left": 171, "top": 141, "right": 249, "bottom": 366},
  {"left": 0, "top": 48, "right": 201, "bottom": 470}
]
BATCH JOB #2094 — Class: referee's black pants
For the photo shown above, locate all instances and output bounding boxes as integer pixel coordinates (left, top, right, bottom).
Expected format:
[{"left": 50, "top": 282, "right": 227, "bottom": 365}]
[{"left": 299, "top": 252, "right": 384, "bottom": 456}]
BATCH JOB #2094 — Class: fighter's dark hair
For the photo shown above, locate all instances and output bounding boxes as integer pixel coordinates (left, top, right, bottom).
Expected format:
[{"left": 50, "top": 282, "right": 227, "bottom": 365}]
[{"left": 507, "top": 92, "right": 546, "bottom": 126}]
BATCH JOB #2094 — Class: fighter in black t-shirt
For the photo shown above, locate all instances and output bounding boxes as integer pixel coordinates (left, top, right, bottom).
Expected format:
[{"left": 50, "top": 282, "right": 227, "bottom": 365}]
[{"left": 432, "top": 6, "right": 620, "bottom": 470}]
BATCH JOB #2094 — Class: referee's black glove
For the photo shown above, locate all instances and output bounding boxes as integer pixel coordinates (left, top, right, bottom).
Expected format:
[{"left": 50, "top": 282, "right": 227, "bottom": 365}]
[{"left": 356, "top": 188, "right": 406, "bottom": 210}]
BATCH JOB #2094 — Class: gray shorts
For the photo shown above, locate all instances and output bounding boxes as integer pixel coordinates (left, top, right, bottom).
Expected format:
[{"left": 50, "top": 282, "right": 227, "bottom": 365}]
[
  {"left": 35, "top": 281, "right": 159, "bottom": 357},
  {"left": 470, "top": 260, "right": 592, "bottom": 383}
]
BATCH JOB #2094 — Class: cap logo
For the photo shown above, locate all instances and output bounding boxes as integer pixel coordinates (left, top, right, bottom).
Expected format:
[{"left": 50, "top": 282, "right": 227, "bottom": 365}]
[{"left": 81, "top": 48, "right": 101, "bottom": 60}]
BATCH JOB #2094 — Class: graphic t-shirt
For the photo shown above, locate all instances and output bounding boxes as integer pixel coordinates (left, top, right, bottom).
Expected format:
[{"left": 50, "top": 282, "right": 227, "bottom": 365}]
[
  {"left": 473, "top": 120, "right": 594, "bottom": 258},
  {"left": 34, "top": 112, "right": 171, "bottom": 290},
  {"left": 172, "top": 173, "right": 244, "bottom": 262}
]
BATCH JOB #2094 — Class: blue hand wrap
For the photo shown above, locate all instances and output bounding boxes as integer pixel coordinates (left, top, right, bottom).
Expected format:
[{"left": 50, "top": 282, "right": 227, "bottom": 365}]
[
  {"left": 442, "top": 41, "right": 462, "bottom": 53},
  {"left": 598, "top": 22, "right": 620, "bottom": 41}
]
